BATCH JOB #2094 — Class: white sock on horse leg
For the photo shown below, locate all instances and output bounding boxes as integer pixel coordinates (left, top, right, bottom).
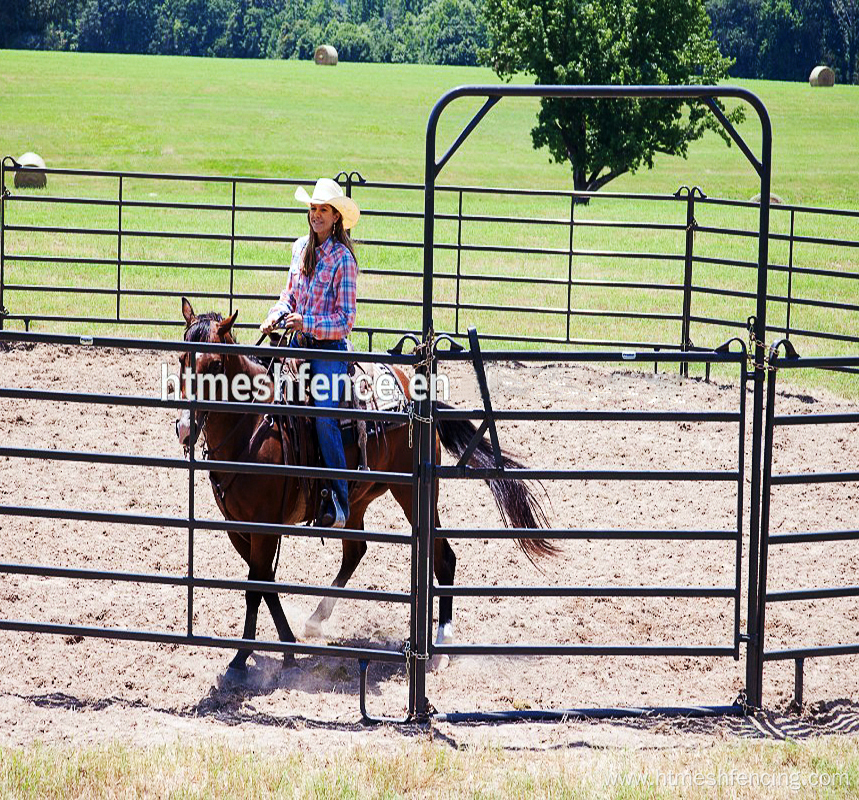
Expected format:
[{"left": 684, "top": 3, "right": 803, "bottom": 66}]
[{"left": 436, "top": 621, "right": 454, "bottom": 646}]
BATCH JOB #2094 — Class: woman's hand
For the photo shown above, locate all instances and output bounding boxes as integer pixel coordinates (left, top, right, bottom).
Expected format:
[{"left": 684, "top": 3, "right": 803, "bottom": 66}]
[
  {"left": 284, "top": 313, "right": 304, "bottom": 332},
  {"left": 259, "top": 314, "right": 280, "bottom": 335}
]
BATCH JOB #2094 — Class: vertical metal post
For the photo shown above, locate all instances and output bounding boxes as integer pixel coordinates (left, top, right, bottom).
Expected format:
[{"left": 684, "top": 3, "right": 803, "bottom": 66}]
[
  {"left": 566, "top": 194, "right": 575, "bottom": 343},
  {"left": 745, "top": 109, "right": 773, "bottom": 710},
  {"left": 734, "top": 356, "right": 748, "bottom": 658},
  {"left": 116, "top": 176, "right": 123, "bottom": 321},
  {"left": 680, "top": 189, "right": 696, "bottom": 376},
  {"left": 187, "top": 349, "right": 196, "bottom": 637},
  {"left": 410, "top": 103, "right": 446, "bottom": 721},
  {"left": 229, "top": 181, "right": 236, "bottom": 315},
  {"left": 794, "top": 658, "right": 804, "bottom": 708},
  {"left": 751, "top": 353, "right": 778, "bottom": 706},
  {"left": 786, "top": 209, "right": 795, "bottom": 339},
  {"left": 454, "top": 190, "right": 463, "bottom": 335},
  {"left": 0, "top": 161, "right": 6, "bottom": 332}
]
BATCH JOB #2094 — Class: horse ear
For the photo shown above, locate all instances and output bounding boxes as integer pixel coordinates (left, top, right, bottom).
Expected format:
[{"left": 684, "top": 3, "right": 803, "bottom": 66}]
[
  {"left": 181, "top": 297, "right": 196, "bottom": 326},
  {"left": 217, "top": 309, "right": 239, "bottom": 338}
]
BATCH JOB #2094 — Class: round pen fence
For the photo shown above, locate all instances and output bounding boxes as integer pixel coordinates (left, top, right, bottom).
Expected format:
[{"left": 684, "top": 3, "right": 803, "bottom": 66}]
[
  {"left": 1, "top": 84, "right": 858, "bottom": 721},
  {"left": 3, "top": 162, "right": 858, "bottom": 356}
]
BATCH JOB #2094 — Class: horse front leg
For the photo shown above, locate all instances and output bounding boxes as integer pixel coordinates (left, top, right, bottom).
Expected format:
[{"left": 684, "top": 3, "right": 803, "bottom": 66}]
[
  {"left": 226, "top": 535, "right": 297, "bottom": 678},
  {"left": 226, "top": 573, "right": 262, "bottom": 680},
  {"left": 261, "top": 544, "right": 298, "bottom": 669}
]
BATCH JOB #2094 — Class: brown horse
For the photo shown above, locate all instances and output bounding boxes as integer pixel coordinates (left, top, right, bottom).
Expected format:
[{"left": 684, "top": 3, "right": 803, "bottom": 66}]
[{"left": 175, "top": 298, "right": 556, "bottom": 679}]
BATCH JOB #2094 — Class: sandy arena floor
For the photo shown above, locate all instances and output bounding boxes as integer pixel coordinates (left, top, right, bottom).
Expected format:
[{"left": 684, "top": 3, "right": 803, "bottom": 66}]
[{"left": 1, "top": 342, "right": 858, "bottom": 751}]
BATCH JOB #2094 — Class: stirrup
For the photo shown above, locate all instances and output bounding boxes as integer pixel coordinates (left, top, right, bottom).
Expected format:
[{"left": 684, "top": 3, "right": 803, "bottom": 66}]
[{"left": 317, "top": 493, "right": 347, "bottom": 529}]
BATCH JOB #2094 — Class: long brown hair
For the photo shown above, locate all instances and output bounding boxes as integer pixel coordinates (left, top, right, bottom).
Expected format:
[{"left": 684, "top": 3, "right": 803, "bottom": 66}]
[{"left": 300, "top": 211, "right": 357, "bottom": 278}]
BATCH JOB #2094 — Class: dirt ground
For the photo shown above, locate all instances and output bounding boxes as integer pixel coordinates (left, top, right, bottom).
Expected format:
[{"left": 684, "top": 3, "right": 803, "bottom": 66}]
[{"left": 1, "top": 342, "right": 858, "bottom": 752}]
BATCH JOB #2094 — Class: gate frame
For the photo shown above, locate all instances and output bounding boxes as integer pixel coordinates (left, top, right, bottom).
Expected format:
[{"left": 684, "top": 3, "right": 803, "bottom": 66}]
[{"left": 418, "top": 85, "right": 773, "bottom": 718}]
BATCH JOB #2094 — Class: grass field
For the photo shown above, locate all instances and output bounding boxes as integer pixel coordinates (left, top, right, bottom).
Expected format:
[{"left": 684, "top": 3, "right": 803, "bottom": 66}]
[
  {"left": 2, "top": 738, "right": 859, "bottom": 798},
  {"left": 2, "top": 50, "right": 859, "bottom": 202},
  {"left": 2, "top": 51, "right": 858, "bottom": 390}
]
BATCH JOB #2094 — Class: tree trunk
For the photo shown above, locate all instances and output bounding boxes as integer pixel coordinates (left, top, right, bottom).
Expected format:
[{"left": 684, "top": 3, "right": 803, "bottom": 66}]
[{"left": 572, "top": 166, "right": 590, "bottom": 205}]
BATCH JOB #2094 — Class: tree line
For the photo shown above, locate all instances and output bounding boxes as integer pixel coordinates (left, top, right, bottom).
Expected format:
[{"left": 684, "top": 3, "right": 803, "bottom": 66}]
[
  {"left": 1, "top": 0, "right": 855, "bottom": 81},
  {"left": 0, "top": 0, "right": 487, "bottom": 65},
  {"left": 707, "top": 0, "right": 857, "bottom": 83}
]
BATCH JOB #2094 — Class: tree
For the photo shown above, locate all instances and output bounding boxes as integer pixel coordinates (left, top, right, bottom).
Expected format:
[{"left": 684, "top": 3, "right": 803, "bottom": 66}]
[
  {"left": 831, "top": 0, "right": 858, "bottom": 81},
  {"left": 418, "top": 0, "right": 487, "bottom": 65},
  {"left": 484, "top": 0, "right": 745, "bottom": 193},
  {"left": 75, "top": 0, "right": 156, "bottom": 53}
]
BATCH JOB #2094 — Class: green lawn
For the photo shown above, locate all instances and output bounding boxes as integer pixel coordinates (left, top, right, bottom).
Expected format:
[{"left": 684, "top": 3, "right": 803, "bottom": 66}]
[{"left": 1, "top": 50, "right": 858, "bottom": 391}]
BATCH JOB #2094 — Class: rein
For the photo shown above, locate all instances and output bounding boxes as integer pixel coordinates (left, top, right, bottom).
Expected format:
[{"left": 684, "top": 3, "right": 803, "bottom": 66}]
[{"left": 190, "top": 316, "right": 292, "bottom": 457}]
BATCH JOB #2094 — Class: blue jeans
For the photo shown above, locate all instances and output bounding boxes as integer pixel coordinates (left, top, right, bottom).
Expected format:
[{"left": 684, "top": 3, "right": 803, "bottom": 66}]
[{"left": 294, "top": 337, "right": 349, "bottom": 515}]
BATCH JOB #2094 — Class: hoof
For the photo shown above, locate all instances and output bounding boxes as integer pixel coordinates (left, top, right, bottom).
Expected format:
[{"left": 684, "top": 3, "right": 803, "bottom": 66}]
[
  {"left": 429, "top": 653, "right": 450, "bottom": 672},
  {"left": 304, "top": 619, "right": 323, "bottom": 639},
  {"left": 221, "top": 665, "right": 250, "bottom": 687},
  {"left": 282, "top": 653, "right": 297, "bottom": 670}
]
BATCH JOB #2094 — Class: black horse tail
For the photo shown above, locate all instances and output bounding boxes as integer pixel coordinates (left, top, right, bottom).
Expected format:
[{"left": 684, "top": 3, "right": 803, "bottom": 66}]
[{"left": 435, "top": 404, "right": 559, "bottom": 562}]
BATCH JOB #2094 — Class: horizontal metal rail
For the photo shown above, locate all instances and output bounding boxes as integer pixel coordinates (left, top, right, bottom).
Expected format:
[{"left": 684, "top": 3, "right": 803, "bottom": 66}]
[
  {"left": 436, "top": 408, "right": 740, "bottom": 422},
  {"left": 768, "top": 530, "right": 859, "bottom": 544},
  {"left": 435, "top": 467, "right": 739, "bottom": 481},
  {"left": 0, "top": 446, "right": 412, "bottom": 485},
  {"left": 434, "top": 643, "right": 736, "bottom": 657},
  {"left": 436, "top": 527, "right": 739, "bottom": 540},
  {"left": 0, "top": 318, "right": 686, "bottom": 350},
  {"left": 0, "top": 329, "right": 418, "bottom": 364},
  {"left": 774, "top": 412, "right": 859, "bottom": 426},
  {"left": 434, "top": 704, "right": 744, "bottom": 722},
  {"left": 0, "top": 504, "right": 412, "bottom": 544},
  {"left": 0, "top": 620, "right": 406, "bottom": 663},
  {"left": 434, "top": 349, "right": 746, "bottom": 364},
  {"left": 767, "top": 585, "right": 859, "bottom": 602},
  {"left": 0, "top": 386, "right": 411, "bottom": 423},
  {"left": 0, "top": 562, "right": 410, "bottom": 604},
  {"left": 435, "top": 584, "right": 735, "bottom": 598},
  {"left": 764, "top": 643, "right": 859, "bottom": 661},
  {"left": 770, "top": 471, "right": 859, "bottom": 485}
]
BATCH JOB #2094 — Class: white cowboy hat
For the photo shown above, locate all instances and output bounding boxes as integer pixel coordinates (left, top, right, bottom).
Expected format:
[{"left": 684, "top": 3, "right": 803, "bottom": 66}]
[{"left": 295, "top": 178, "right": 360, "bottom": 230}]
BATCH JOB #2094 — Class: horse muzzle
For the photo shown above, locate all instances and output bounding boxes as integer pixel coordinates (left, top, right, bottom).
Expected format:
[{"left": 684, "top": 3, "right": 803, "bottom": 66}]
[{"left": 176, "top": 410, "right": 192, "bottom": 454}]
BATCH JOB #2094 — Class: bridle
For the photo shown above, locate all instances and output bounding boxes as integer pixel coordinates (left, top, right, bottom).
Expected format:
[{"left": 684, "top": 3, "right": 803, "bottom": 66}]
[{"left": 179, "top": 315, "right": 291, "bottom": 459}]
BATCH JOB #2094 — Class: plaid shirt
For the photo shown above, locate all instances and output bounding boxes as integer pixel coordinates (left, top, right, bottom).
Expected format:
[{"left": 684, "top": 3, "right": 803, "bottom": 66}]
[{"left": 268, "top": 234, "right": 357, "bottom": 341}]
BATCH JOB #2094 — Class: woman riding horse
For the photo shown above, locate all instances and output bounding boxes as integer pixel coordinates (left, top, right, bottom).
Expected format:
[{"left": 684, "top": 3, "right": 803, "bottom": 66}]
[{"left": 259, "top": 178, "right": 360, "bottom": 529}]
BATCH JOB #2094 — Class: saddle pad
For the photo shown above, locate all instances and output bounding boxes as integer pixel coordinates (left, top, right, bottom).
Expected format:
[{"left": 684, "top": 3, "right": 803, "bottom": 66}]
[{"left": 339, "top": 362, "right": 408, "bottom": 428}]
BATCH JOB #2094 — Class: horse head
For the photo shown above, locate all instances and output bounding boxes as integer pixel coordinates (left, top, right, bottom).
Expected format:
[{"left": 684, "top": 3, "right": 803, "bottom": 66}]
[{"left": 175, "top": 297, "right": 238, "bottom": 451}]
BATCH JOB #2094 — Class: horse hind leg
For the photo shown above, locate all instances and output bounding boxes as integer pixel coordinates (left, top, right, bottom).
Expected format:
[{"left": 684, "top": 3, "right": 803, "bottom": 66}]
[
  {"left": 430, "top": 535, "right": 456, "bottom": 672},
  {"left": 305, "top": 533, "right": 367, "bottom": 638}
]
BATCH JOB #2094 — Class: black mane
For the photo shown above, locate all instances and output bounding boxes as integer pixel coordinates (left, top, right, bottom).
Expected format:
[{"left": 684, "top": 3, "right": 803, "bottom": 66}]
[
  {"left": 184, "top": 310, "right": 263, "bottom": 364},
  {"left": 184, "top": 312, "right": 223, "bottom": 343}
]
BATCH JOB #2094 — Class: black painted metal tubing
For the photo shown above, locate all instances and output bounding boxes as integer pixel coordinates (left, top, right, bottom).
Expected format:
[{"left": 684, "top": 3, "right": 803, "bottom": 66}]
[
  {"left": 435, "top": 528, "right": 739, "bottom": 541},
  {"left": 0, "top": 562, "right": 410, "bottom": 604},
  {"left": 435, "top": 584, "right": 735, "bottom": 598},
  {"left": 0, "top": 504, "right": 412, "bottom": 544},
  {"left": 434, "top": 644, "right": 736, "bottom": 657},
  {"left": 433, "top": 704, "right": 744, "bottom": 722},
  {"left": 0, "top": 620, "right": 405, "bottom": 663}
]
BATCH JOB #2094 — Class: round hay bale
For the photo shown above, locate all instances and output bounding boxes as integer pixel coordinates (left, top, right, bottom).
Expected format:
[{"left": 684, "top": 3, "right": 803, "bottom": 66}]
[
  {"left": 809, "top": 66, "right": 835, "bottom": 87},
  {"left": 14, "top": 152, "right": 47, "bottom": 189},
  {"left": 314, "top": 45, "right": 338, "bottom": 66}
]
